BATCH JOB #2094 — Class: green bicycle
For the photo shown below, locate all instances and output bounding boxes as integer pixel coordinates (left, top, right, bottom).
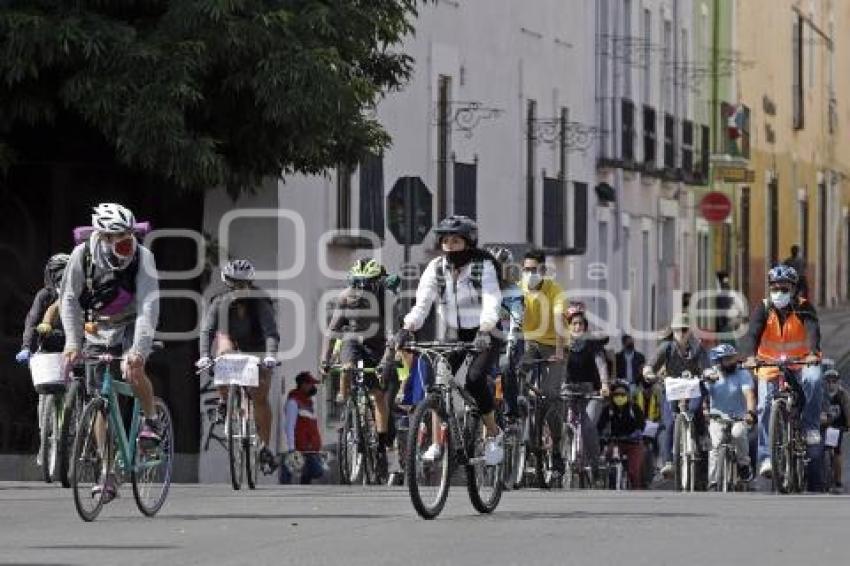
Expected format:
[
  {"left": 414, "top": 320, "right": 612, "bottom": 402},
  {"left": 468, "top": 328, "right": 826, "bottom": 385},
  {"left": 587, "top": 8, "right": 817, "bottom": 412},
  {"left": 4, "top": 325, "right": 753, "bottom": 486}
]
[{"left": 70, "top": 351, "right": 174, "bottom": 522}]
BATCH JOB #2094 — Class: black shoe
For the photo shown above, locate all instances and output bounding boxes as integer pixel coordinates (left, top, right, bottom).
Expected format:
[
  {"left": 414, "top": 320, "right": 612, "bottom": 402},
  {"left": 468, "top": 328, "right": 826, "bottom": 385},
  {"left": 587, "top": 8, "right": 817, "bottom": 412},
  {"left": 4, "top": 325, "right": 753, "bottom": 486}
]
[
  {"left": 376, "top": 450, "right": 388, "bottom": 482},
  {"left": 552, "top": 452, "right": 565, "bottom": 475},
  {"left": 259, "top": 447, "right": 278, "bottom": 475},
  {"left": 215, "top": 402, "right": 227, "bottom": 424},
  {"left": 738, "top": 463, "right": 753, "bottom": 482}
]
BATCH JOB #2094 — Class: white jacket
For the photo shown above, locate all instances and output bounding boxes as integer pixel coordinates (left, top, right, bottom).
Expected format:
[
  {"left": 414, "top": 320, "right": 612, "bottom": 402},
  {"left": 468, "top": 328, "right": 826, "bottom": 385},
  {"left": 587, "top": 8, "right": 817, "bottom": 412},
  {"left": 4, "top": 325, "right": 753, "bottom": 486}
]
[{"left": 404, "top": 256, "right": 502, "bottom": 334}]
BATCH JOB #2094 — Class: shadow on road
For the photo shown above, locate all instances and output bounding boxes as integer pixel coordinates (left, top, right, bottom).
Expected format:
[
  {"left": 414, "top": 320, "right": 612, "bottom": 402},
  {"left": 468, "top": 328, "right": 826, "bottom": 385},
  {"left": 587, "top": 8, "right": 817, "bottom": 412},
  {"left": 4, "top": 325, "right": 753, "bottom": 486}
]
[
  {"left": 162, "top": 513, "right": 397, "bottom": 521},
  {"left": 492, "top": 510, "right": 710, "bottom": 520}
]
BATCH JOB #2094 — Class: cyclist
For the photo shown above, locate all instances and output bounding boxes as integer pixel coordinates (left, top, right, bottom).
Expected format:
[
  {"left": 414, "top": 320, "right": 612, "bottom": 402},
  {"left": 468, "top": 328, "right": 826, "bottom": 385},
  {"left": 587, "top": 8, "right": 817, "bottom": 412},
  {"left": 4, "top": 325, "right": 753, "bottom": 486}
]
[
  {"left": 643, "top": 312, "right": 709, "bottom": 478},
  {"left": 485, "top": 246, "right": 524, "bottom": 420},
  {"left": 562, "top": 302, "right": 609, "bottom": 475},
  {"left": 197, "top": 259, "right": 280, "bottom": 474},
  {"left": 740, "top": 265, "right": 822, "bottom": 481},
  {"left": 395, "top": 215, "right": 504, "bottom": 465},
  {"left": 597, "top": 380, "right": 646, "bottom": 488},
  {"left": 60, "top": 203, "right": 160, "bottom": 502},
  {"left": 520, "top": 249, "right": 567, "bottom": 471},
  {"left": 823, "top": 369, "right": 849, "bottom": 491},
  {"left": 320, "top": 258, "right": 399, "bottom": 478},
  {"left": 703, "top": 344, "right": 756, "bottom": 488},
  {"left": 16, "top": 253, "right": 70, "bottom": 466}
]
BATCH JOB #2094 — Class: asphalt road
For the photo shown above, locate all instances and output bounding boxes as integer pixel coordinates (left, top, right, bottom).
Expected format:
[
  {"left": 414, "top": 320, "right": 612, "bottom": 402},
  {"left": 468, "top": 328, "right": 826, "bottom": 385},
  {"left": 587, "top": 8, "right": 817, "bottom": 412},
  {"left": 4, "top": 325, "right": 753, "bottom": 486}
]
[{"left": 2, "top": 482, "right": 849, "bottom": 566}]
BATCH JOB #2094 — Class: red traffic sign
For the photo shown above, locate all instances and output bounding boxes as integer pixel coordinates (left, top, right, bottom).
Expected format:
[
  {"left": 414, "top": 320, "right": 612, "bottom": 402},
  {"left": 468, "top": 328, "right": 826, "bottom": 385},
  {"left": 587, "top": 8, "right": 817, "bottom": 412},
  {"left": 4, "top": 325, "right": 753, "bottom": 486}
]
[{"left": 700, "top": 191, "right": 732, "bottom": 223}]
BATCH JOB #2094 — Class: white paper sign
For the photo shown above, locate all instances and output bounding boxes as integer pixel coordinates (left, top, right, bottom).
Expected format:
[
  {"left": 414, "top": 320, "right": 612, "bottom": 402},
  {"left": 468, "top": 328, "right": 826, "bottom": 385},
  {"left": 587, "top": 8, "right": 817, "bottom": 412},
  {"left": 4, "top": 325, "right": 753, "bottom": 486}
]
[
  {"left": 29, "top": 353, "right": 65, "bottom": 388},
  {"left": 665, "top": 378, "right": 703, "bottom": 401},
  {"left": 642, "top": 421, "right": 660, "bottom": 438},
  {"left": 213, "top": 354, "right": 260, "bottom": 387},
  {"left": 825, "top": 427, "right": 841, "bottom": 448}
]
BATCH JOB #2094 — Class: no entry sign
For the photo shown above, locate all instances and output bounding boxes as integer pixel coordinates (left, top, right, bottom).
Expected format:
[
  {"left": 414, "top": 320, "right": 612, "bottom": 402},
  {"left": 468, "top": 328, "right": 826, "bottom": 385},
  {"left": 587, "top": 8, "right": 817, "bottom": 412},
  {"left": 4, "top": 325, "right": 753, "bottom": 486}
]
[{"left": 700, "top": 191, "right": 732, "bottom": 223}]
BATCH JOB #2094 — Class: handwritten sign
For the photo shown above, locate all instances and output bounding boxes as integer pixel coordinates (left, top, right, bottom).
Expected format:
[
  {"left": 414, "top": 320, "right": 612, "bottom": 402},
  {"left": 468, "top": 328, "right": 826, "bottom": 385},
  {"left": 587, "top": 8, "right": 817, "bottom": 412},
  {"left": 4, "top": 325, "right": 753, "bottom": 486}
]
[
  {"left": 825, "top": 427, "right": 841, "bottom": 448},
  {"left": 213, "top": 354, "right": 260, "bottom": 387},
  {"left": 665, "top": 378, "right": 703, "bottom": 401}
]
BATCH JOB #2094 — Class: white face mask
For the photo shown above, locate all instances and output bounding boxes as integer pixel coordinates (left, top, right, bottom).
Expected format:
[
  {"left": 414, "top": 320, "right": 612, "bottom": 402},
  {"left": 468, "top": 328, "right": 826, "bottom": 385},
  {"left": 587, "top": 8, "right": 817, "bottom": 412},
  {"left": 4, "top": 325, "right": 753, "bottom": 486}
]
[
  {"left": 770, "top": 291, "right": 791, "bottom": 309},
  {"left": 523, "top": 273, "right": 542, "bottom": 290},
  {"left": 673, "top": 330, "right": 688, "bottom": 344}
]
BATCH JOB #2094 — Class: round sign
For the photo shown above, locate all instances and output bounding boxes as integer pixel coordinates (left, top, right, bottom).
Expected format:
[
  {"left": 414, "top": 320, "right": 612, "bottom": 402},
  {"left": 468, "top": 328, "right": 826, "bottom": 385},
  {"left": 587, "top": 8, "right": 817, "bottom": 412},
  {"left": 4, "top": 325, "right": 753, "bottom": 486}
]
[{"left": 699, "top": 192, "right": 732, "bottom": 223}]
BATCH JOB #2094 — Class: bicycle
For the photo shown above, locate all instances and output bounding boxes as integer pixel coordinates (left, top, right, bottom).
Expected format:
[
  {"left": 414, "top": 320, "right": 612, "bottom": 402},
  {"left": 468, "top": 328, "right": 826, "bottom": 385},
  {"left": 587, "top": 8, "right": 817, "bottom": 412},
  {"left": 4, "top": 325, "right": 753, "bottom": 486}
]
[
  {"left": 822, "top": 425, "right": 845, "bottom": 494},
  {"left": 197, "top": 354, "right": 273, "bottom": 491},
  {"left": 29, "top": 351, "right": 67, "bottom": 484},
  {"left": 745, "top": 357, "right": 816, "bottom": 494},
  {"left": 560, "top": 383, "right": 603, "bottom": 489},
  {"left": 329, "top": 363, "right": 385, "bottom": 486},
  {"left": 70, "top": 351, "right": 173, "bottom": 521},
  {"left": 598, "top": 436, "right": 637, "bottom": 490},
  {"left": 664, "top": 370, "right": 706, "bottom": 492},
  {"left": 709, "top": 415, "right": 750, "bottom": 492},
  {"left": 403, "top": 341, "right": 503, "bottom": 520},
  {"left": 511, "top": 358, "right": 558, "bottom": 489}
]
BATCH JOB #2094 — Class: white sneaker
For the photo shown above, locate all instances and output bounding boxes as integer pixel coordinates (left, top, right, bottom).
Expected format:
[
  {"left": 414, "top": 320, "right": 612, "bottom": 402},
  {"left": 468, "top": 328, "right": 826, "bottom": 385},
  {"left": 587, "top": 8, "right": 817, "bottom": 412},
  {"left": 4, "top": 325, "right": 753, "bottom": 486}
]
[
  {"left": 422, "top": 443, "right": 442, "bottom": 461},
  {"left": 484, "top": 433, "right": 504, "bottom": 466},
  {"left": 759, "top": 460, "right": 772, "bottom": 478},
  {"left": 387, "top": 450, "right": 401, "bottom": 474},
  {"left": 806, "top": 430, "right": 822, "bottom": 445},
  {"left": 659, "top": 461, "right": 674, "bottom": 477}
]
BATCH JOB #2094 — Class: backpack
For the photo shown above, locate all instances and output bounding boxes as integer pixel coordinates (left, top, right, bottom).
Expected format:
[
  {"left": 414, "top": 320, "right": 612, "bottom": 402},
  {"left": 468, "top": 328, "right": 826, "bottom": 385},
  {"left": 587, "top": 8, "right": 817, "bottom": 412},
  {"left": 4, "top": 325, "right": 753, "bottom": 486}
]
[
  {"left": 78, "top": 240, "right": 140, "bottom": 314},
  {"left": 434, "top": 249, "right": 506, "bottom": 304}
]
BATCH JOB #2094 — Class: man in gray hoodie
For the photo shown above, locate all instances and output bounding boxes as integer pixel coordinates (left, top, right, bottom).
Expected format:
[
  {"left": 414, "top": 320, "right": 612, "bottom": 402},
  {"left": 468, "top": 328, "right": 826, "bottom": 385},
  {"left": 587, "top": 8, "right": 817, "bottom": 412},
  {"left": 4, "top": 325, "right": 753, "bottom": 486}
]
[{"left": 60, "top": 203, "right": 160, "bottom": 499}]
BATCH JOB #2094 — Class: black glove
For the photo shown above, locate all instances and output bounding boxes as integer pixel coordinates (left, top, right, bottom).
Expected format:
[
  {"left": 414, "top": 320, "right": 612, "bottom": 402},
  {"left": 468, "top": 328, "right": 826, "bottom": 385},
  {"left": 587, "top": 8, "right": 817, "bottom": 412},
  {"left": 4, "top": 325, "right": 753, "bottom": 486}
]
[
  {"left": 391, "top": 328, "right": 414, "bottom": 349},
  {"left": 473, "top": 331, "right": 491, "bottom": 351},
  {"left": 319, "top": 360, "right": 332, "bottom": 375}
]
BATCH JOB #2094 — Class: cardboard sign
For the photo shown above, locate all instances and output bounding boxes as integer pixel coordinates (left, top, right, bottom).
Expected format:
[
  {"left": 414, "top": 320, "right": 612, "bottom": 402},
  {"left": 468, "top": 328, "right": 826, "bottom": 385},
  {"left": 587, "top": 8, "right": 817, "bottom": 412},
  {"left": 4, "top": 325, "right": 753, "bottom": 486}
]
[
  {"left": 825, "top": 427, "right": 841, "bottom": 448},
  {"left": 213, "top": 354, "right": 260, "bottom": 387},
  {"left": 665, "top": 378, "right": 703, "bottom": 401}
]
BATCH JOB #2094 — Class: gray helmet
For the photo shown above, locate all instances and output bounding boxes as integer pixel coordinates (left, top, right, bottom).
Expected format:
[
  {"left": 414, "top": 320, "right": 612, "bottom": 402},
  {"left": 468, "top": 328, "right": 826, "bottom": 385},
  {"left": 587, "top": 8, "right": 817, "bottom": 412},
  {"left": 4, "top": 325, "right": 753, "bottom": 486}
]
[
  {"left": 434, "top": 215, "right": 478, "bottom": 246},
  {"left": 44, "top": 253, "right": 70, "bottom": 289}
]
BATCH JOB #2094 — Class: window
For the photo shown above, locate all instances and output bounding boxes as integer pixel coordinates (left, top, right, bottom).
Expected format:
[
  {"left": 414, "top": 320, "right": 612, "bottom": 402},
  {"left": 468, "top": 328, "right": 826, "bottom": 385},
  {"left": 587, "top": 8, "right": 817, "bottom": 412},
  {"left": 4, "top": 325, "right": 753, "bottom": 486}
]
[
  {"left": 643, "top": 9, "right": 652, "bottom": 104},
  {"left": 699, "top": 124, "right": 710, "bottom": 179},
  {"left": 792, "top": 15, "right": 804, "bottom": 129},
  {"left": 543, "top": 177, "right": 564, "bottom": 249},
  {"left": 681, "top": 28, "right": 688, "bottom": 117},
  {"left": 623, "top": 0, "right": 632, "bottom": 98},
  {"left": 663, "top": 19, "right": 673, "bottom": 113},
  {"left": 526, "top": 100, "right": 537, "bottom": 243},
  {"left": 682, "top": 120, "right": 694, "bottom": 173},
  {"left": 336, "top": 164, "right": 352, "bottom": 230},
  {"left": 574, "top": 182, "right": 588, "bottom": 251},
  {"left": 622, "top": 99, "right": 635, "bottom": 162},
  {"left": 359, "top": 152, "right": 385, "bottom": 239},
  {"left": 453, "top": 159, "right": 477, "bottom": 219},
  {"left": 643, "top": 105, "right": 656, "bottom": 166},
  {"left": 664, "top": 113, "right": 675, "bottom": 169},
  {"left": 438, "top": 76, "right": 451, "bottom": 219}
]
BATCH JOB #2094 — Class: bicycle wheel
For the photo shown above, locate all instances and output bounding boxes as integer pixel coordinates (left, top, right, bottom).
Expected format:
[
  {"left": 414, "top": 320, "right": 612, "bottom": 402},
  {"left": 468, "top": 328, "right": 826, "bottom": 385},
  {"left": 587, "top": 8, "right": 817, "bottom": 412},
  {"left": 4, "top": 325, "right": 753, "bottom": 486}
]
[
  {"left": 537, "top": 406, "right": 560, "bottom": 489},
  {"left": 59, "top": 380, "right": 85, "bottom": 488},
  {"left": 465, "top": 412, "right": 504, "bottom": 514},
  {"left": 768, "top": 400, "right": 791, "bottom": 494},
  {"left": 39, "top": 394, "right": 56, "bottom": 483},
  {"left": 563, "top": 424, "right": 578, "bottom": 489},
  {"left": 132, "top": 397, "right": 174, "bottom": 517},
  {"left": 717, "top": 446, "right": 728, "bottom": 493},
  {"left": 227, "top": 385, "right": 244, "bottom": 490},
  {"left": 362, "top": 400, "right": 381, "bottom": 485},
  {"left": 792, "top": 427, "right": 807, "bottom": 493},
  {"left": 406, "top": 396, "right": 451, "bottom": 520},
  {"left": 673, "top": 414, "right": 692, "bottom": 492},
  {"left": 617, "top": 460, "right": 630, "bottom": 491},
  {"left": 823, "top": 447, "right": 835, "bottom": 493},
  {"left": 244, "top": 394, "right": 259, "bottom": 490},
  {"left": 71, "top": 398, "right": 109, "bottom": 522},
  {"left": 338, "top": 400, "right": 363, "bottom": 485}
]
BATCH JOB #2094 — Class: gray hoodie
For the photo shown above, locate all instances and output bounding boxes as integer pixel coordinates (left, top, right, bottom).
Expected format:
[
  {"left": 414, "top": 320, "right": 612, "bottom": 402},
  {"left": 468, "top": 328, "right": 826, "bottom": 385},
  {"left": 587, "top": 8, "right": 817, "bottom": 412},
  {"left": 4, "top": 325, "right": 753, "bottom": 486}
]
[{"left": 59, "top": 235, "right": 159, "bottom": 357}]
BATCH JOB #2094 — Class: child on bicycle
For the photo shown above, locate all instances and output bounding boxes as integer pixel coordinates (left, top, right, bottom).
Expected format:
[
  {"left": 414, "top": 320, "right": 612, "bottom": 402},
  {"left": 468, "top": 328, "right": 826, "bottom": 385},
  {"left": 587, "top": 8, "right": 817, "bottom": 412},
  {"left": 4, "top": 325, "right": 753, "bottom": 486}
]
[
  {"left": 823, "top": 369, "right": 850, "bottom": 491},
  {"left": 597, "top": 380, "right": 646, "bottom": 488}
]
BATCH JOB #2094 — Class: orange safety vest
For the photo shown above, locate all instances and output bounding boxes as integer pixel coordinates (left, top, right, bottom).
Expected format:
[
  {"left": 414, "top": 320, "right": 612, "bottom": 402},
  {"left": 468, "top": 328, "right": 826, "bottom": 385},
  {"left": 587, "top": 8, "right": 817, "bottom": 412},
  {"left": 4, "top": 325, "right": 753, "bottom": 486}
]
[{"left": 756, "top": 301, "right": 811, "bottom": 381}]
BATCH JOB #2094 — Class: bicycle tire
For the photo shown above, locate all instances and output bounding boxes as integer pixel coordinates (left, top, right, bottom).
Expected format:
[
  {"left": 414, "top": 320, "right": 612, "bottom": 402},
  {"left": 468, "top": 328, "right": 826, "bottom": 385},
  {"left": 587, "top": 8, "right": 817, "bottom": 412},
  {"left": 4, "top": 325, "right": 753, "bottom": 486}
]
[
  {"left": 71, "top": 398, "right": 108, "bottom": 522},
  {"left": 465, "top": 412, "right": 504, "bottom": 514},
  {"left": 406, "top": 396, "right": 451, "bottom": 520},
  {"left": 338, "top": 400, "right": 362, "bottom": 485},
  {"left": 39, "top": 394, "right": 55, "bottom": 483},
  {"left": 823, "top": 447, "right": 835, "bottom": 493},
  {"left": 362, "top": 399, "right": 381, "bottom": 485},
  {"left": 673, "top": 413, "right": 692, "bottom": 492},
  {"left": 58, "top": 380, "right": 85, "bottom": 488},
  {"left": 227, "top": 385, "right": 244, "bottom": 490},
  {"left": 792, "top": 426, "right": 807, "bottom": 493},
  {"left": 132, "top": 397, "right": 174, "bottom": 517},
  {"left": 244, "top": 395, "right": 259, "bottom": 490},
  {"left": 769, "top": 399, "right": 791, "bottom": 494}
]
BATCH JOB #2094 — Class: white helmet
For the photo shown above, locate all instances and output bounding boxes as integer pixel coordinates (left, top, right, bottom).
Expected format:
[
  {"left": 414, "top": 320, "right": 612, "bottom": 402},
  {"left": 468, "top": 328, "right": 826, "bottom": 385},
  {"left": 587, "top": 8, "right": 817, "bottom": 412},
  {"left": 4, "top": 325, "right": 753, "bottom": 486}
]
[
  {"left": 221, "top": 259, "right": 255, "bottom": 283},
  {"left": 92, "top": 203, "right": 135, "bottom": 234}
]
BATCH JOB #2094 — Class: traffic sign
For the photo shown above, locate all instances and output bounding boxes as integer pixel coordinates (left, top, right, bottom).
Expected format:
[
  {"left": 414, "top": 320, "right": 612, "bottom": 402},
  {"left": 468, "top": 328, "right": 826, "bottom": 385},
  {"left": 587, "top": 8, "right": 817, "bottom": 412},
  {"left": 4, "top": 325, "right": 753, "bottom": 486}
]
[
  {"left": 387, "top": 177, "right": 433, "bottom": 246},
  {"left": 699, "top": 191, "right": 732, "bottom": 223}
]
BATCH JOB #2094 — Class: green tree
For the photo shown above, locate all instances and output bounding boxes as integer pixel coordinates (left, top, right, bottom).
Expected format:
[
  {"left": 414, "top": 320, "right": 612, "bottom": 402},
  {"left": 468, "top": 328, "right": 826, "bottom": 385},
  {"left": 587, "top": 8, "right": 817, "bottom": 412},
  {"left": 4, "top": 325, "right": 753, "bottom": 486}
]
[{"left": 0, "top": 0, "right": 423, "bottom": 194}]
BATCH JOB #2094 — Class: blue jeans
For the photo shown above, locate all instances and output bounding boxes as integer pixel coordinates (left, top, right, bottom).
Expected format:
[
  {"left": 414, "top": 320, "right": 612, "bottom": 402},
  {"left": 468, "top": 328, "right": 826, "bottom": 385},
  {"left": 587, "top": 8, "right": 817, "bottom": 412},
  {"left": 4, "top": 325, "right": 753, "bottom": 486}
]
[{"left": 661, "top": 396, "right": 703, "bottom": 464}]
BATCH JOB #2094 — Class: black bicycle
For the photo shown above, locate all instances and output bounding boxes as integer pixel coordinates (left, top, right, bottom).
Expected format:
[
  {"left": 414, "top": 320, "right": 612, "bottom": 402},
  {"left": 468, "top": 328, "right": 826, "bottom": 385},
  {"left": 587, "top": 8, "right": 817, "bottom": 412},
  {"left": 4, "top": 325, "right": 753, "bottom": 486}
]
[
  {"left": 330, "top": 364, "right": 385, "bottom": 486},
  {"left": 560, "top": 383, "right": 603, "bottom": 489},
  {"left": 511, "top": 358, "right": 560, "bottom": 488},
  {"left": 403, "top": 342, "right": 503, "bottom": 520}
]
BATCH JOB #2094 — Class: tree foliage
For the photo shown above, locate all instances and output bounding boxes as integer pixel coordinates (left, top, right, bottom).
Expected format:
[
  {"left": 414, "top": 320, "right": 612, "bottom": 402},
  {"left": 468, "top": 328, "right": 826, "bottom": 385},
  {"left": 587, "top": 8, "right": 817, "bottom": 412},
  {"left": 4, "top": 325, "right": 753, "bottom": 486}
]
[{"left": 0, "top": 0, "right": 423, "bottom": 193}]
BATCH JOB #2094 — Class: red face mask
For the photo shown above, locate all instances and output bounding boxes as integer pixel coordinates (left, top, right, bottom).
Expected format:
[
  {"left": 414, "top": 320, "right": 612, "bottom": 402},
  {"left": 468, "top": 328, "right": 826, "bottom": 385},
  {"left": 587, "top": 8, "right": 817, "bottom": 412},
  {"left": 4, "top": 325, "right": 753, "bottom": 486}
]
[{"left": 113, "top": 236, "right": 136, "bottom": 257}]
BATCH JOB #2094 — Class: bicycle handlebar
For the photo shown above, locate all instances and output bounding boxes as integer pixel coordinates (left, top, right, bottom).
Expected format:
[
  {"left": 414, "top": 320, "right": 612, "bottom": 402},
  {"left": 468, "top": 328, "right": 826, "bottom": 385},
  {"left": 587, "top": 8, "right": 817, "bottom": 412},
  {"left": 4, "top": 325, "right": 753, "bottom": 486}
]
[
  {"left": 741, "top": 357, "right": 820, "bottom": 370},
  {"left": 195, "top": 355, "right": 281, "bottom": 375}
]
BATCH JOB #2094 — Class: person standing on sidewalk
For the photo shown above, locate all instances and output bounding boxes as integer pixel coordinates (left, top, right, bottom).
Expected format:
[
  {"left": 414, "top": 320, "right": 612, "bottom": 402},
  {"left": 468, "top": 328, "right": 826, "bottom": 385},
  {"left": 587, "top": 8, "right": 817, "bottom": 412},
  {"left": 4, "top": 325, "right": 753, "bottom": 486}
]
[{"left": 281, "top": 372, "right": 325, "bottom": 485}]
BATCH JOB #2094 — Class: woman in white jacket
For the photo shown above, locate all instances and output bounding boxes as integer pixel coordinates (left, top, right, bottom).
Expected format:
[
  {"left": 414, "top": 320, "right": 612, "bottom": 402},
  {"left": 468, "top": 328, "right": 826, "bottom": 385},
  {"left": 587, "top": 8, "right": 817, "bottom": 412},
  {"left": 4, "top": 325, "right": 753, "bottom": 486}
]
[{"left": 394, "top": 215, "right": 504, "bottom": 464}]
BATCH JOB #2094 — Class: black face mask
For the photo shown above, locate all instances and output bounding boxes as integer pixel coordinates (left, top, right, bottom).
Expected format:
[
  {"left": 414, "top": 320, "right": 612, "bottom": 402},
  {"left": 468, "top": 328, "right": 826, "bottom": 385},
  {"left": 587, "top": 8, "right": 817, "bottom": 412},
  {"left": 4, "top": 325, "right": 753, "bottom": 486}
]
[
  {"left": 445, "top": 248, "right": 474, "bottom": 268},
  {"left": 624, "top": 343, "right": 635, "bottom": 352},
  {"left": 721, "top": 363, "right": 737, "bottom": 374},
  {"left": 308, "top": 386, "right": 318, "bottom": 397}
]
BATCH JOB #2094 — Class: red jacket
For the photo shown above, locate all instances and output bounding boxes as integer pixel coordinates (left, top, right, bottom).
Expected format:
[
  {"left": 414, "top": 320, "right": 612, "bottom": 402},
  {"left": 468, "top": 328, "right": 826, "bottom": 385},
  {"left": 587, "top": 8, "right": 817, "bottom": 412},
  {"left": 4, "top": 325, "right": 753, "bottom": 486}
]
[{"left": 287, "top": 390, "right": 322, "bottom": 452}]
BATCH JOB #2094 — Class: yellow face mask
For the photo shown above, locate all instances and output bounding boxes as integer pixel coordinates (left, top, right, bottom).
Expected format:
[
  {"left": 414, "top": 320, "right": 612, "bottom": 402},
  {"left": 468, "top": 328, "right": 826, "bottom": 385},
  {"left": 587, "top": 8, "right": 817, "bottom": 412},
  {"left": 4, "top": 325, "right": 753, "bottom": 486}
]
[{"left": 612, "top": 394, "right": 628, "bottom": 407}]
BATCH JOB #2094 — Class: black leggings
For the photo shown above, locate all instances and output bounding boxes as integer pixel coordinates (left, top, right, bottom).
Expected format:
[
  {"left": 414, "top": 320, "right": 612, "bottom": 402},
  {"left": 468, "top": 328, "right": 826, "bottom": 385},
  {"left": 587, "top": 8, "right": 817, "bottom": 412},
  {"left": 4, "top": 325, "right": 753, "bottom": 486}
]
[{"left": 447, "top": 328, "right": 500, "bottom": 415}]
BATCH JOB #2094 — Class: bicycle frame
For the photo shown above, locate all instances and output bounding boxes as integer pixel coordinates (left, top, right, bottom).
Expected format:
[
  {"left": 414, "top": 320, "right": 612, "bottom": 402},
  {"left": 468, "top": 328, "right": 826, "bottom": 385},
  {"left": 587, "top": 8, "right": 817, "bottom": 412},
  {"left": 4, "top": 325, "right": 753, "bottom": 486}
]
[{"left": 96, "top": 364, "right": 147, "bottom": 476}]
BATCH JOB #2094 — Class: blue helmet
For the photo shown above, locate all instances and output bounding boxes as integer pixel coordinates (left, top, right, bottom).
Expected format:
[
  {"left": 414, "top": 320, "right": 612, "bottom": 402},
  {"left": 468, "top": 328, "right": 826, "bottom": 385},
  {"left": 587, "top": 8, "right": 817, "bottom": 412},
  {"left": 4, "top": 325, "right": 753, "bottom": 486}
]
[
  {"left": 768, "top": 264, "right": 798, "bottom": 286},
  {"left": 709, "top": 343, "right": 738, "bottom": 365}
]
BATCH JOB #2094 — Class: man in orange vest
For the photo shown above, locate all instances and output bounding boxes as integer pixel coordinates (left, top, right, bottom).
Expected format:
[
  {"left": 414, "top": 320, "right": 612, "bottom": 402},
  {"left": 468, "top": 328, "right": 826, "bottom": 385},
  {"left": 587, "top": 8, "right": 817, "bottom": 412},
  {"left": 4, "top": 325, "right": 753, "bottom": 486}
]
[{"left": 742, "top": 265, "right": 823, "bottom": 482}]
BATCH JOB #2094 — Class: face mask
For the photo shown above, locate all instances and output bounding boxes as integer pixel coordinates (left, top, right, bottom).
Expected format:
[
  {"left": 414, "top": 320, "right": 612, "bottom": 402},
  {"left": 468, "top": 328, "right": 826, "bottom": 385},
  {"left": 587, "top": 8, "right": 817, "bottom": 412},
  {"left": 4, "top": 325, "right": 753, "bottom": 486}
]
[
  {"left": 445, "top": 248, "right": 473, "bottom": 268},
  {"left": 113, "top": 235, "right": 136, "bottom": 258},
  {"left": 612, "top": 394, "right": 628, "bottom": 407},
  {"left": 721, "top": 363, "right": 738, "bottom": 374},
  {"left": 624, "top": 343, "right": 635, "bottom": 352},
  {"left": 523, "top": 273, "right": 543, "bottom": 289},
  {"left": 673, "top": 330, "right": 688, "bottom": 343},
  {"left": 308, "top": 386, "right": 318, "bottom": 397},
  {"left": 771, "top": 291, "right": 791, "bottom": 309},
  {"left": 827, "top": 384, "right": 839, "bottom": 396}
]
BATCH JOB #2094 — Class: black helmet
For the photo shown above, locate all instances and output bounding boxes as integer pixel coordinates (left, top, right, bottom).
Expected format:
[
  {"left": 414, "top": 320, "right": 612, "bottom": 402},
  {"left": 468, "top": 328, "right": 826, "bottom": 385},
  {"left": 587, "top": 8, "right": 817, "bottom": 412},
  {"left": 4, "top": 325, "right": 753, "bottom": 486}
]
[
  {"left": 434, "top": 215, "right": 478, "bottom": 247},
  {"left": 44, "top": 253, "right": 70, "bottom": 289}
]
